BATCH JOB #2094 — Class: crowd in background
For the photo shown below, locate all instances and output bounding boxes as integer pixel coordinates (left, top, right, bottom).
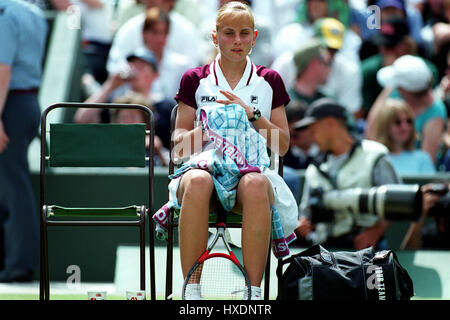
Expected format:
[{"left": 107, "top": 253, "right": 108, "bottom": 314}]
[{"left": 27, "top": 0, "right": 450, "bottom": 174}]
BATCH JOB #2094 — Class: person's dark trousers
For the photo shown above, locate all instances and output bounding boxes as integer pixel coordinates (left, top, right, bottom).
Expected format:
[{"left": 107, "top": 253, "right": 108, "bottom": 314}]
[
  {"left": 0, "top": 92, "right": 41, "bottom": 281},
  {"left": 0, "top": 224, "right": 3, "bottom": 271},
  {"left": 82, "top": 41, "right": 111, "bottom": 84}
]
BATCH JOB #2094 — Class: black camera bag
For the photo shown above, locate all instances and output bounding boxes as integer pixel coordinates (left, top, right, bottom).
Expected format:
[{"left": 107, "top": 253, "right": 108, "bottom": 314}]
[{"left": 276, "top": 245, "right": 414, "bottom": 300}]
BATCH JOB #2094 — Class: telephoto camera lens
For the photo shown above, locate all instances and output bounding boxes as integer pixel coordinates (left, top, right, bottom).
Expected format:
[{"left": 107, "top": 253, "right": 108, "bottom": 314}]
[{"left": 321, "top": 184, "right": 422, "bottom": 221}]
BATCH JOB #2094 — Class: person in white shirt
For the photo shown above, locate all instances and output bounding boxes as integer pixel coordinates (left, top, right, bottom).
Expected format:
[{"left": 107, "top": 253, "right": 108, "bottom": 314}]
[
  {"left": 73, "top": 0, "right": 117, "bottom": 96},
  {"left": 173, "top": 2, "right": 293, "bottom": 300},
  {"left": 295, "top": 98, "right": 401, "bottom": 250},
  {"left": 109, "top": 6, "right": 194, "bottom": 102},
  {"left": 271, "top": 17, "right": 363, "bottom": 116},
  {"left": 107, "top": 0, "right": 203, "bottom": 75}
]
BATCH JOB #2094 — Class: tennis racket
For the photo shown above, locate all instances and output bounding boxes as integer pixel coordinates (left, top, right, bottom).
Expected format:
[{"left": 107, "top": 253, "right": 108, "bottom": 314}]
[{"left": 181, "top": 207, "right": 251, "bottom": 300}]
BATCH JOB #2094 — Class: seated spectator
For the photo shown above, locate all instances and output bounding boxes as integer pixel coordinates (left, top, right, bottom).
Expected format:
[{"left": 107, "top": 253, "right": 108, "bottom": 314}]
[
  {"left": 369, "top": 98, "right": 436, "bottom": 175},
  {"left": 273, "top": 0, "right": 361, "bottom": 62},
  {"left": 415, "top": 0, "right": 450, "bottom": 80},
  {"left": 108, "top": 7, "right": 194, "bottom": 103},
  {"left": 359, "top": 0, "right": 425, "bottom": 60},
  {"left": 285, "top": 101, "right": 322, "bottom": 171},
  {"left": 401, "top": 181, "right": 450, "bottom": 249},
  {"left": 296, "top": 98, "right": 401, "bottom": 250},
  {"left": 367, "top": 54, "right": 447, "bottom": 164},
  {"left": 430, "top": 20, "right": 450, "bottom": 78},
  {"left": 288, "top": 40, "right": 333, "bottom": 106},
  {"left": 273, "top": 0, "right": 330, "bottom": 62},
  {"left": 438, "top": 48, "right": 450, "bottom": 170},
  {"left": 283, "top": 100, "right": 322, "bottom": 201},
  {"left": 360, "top": 17, "right": 439, "bottom": 116},
  {"left": 140, "top": 6, "right": 192, "bottom": 102},
  {"left": 295, "top": 98, "right": 401, "bottom": 250},
  {"left": 272, "top": 17, "right": 363, "bottom": 116},
  {"left": 107, "top": 1, "right": 202, "bottom": 76},
  {"left": 74, "top": 47, "right": 174, "bottom": 149}
]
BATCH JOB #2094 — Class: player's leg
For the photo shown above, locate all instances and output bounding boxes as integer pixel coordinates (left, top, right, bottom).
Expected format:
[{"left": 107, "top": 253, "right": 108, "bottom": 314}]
[
  {"left": 235, "top": 172, "right": 273, "bottom": 290},
  {"left": 177, "top": 169, "right": 214, "bottom": 278}
]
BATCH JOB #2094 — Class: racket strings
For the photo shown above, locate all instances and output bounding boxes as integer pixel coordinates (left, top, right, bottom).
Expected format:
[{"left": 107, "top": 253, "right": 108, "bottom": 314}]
[{"left": 188, "top": 256, "right": 249, "bottom": 300}]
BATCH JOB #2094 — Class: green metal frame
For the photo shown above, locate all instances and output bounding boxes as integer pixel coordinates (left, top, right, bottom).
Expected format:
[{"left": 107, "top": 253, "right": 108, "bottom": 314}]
[{"left": 39, "top": 102, "right": 155, "bottom": 300}]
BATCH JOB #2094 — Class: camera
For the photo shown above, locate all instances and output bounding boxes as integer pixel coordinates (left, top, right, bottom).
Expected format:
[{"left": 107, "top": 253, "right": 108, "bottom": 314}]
[
  {"left": 309, "top": 184, "right": 422, "bottom": 223},
  {"left": 426, "top": 183, "right": 450, "bottom": 217}
]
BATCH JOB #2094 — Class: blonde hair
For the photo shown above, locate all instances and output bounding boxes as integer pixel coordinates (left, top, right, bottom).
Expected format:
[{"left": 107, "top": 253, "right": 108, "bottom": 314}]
[
  {"left": 372, "top": 98, "right": 416, "bottom": 151},
  {"left": 215, "top": 1, "right": 254, "bottom": 31}
]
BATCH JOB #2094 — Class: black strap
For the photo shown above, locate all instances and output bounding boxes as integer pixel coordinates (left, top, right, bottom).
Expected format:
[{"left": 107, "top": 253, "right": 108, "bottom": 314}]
[{"left": 311, "top": 140, "right": 361, "bottom": 189}]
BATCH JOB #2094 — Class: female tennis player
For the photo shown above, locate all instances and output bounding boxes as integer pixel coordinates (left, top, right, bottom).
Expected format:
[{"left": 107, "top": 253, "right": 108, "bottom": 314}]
[{"left": 172, "top": 1, "right": 292, "bottom": 300}]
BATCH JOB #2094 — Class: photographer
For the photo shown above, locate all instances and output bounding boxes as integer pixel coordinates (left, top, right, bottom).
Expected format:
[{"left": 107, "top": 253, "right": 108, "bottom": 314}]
[
  {"left": 295, "top": 98, "right": 402, "bottom": 250},
  {"left": 401, "top": 182, "right": 450, "bottom": 250}
]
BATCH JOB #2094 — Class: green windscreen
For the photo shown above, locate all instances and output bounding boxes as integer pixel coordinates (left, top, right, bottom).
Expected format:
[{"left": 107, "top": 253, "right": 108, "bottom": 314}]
[{"left": 49, "top": 123, "right": 146, "bottom": 167}]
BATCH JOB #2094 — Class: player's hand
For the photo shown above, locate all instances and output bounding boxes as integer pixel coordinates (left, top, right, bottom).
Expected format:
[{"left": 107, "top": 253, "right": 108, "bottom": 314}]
[{"left": 217, "top": 90, "right": 253, "bottom": 120}]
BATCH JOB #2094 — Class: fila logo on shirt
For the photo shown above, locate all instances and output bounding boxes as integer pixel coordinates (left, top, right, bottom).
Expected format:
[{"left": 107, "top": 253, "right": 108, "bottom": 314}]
[
  {"left": 201, "top": 96, "right": 217, "bottom": 103},
  {"left": 251, "top": 95, "right": 258, "bottom": 104}
]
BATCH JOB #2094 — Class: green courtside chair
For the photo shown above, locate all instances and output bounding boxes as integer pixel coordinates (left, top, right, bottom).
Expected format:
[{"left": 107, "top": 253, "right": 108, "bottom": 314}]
[
  {"left": 39, "top": 103, "right": 155, "bottom": 300},
  {"left": 165, "top": 105, "right": 282, "bottom": 300}
]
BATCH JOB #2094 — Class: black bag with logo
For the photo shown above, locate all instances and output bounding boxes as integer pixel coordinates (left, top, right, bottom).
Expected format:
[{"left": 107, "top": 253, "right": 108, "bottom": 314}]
[{"left": 276, "top": 245, "right": 414, "bottom": 300}]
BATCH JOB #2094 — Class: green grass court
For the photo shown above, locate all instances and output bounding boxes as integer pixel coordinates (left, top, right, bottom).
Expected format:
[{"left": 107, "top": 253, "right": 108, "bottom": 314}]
[{"left": 0, "top": 245, "right": 448, "bottom": 300}]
